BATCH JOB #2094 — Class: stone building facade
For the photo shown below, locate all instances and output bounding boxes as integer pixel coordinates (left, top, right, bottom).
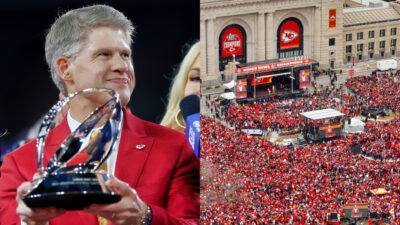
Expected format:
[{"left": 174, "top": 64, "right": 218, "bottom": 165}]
[
  {"left": 200, "top": 0, "right": 400, "bottom": 84},
  {"left": 342, "top": 5, "right": 400, "bottom": 65}
]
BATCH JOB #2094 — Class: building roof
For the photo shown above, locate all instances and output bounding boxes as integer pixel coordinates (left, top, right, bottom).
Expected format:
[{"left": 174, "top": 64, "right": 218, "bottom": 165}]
[
  {"left": 344, "top": 7, "right": 400, "bottom": 27},
  {"left": 300, "top": 109, "right": 344, "bottom": 120}
]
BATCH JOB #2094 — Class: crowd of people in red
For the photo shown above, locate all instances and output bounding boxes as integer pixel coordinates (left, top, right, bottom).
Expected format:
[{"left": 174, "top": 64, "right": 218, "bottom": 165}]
[
  {"left": 201, "top": 72, "right": 400, "bottom": 224},
  {"left": 359, "top": 118, "right": 400, "bottom": 160},
  {"left": 201, "top": 116, "right": 400, "bottom": 224},
  {"left": 346, "top": 73, "right": 400, "bottom": 112},
  {"left": 223, "top": 85, "right": 362, "bottom": 133}
]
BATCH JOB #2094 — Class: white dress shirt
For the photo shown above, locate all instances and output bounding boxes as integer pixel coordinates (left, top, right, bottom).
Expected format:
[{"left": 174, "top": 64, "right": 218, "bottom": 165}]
[{"left": 67, "top": 111, "right": 119, "bottom": 175}]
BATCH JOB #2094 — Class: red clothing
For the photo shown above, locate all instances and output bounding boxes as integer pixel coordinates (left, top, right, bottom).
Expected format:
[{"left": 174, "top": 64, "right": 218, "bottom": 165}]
[{"left": 0, "top": 109, "right": 200, "bottom": 225}]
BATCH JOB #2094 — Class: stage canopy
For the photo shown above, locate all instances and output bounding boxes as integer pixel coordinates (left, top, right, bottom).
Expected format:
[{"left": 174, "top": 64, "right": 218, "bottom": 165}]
[
  {"left": 220, "top": 92, "right": 235, "bottom": 100},
  {"left": 223, "top": 80, "right": 235, "bottom": 89},
  {"left": 300, "top": 109, "right": 344, "bottom": 120}
]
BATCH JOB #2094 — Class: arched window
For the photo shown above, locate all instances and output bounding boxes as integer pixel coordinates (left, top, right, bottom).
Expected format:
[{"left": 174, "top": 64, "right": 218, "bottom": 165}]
[
  {"left": 219, "top": 24, "right": 247, "bottom": 71},
  {"left": 277, "top": 18, "right": 303, "bottom": 59}
]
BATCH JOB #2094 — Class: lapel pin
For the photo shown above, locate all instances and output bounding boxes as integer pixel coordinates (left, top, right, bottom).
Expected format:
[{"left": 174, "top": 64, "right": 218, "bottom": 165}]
[{"left": 136, "top": 144, "right": 146, "bottom": 150}]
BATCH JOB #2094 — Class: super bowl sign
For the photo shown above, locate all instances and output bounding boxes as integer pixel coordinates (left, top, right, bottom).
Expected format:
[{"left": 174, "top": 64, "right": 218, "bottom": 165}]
[
  {"left": 222, "top": 28, "right": 243, "bottom": 57},
  {"left": 219, "top": 24, "right": 247, "bottom": 71},
  {"left": 235, "top": 59, "right": 311, "bottom": 74},
  {"left": 279, "top": 20, "right": 300, "bottom": 50}
]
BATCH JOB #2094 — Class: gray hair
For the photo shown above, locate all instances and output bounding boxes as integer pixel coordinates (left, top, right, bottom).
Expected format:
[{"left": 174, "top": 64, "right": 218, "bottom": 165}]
[{"left": 45, "top": 5, "right": 134, "bottom": 95}]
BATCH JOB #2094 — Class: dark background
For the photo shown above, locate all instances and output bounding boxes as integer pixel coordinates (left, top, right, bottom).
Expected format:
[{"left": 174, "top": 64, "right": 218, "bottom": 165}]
[{"left": 0, "top": 0, "right": 199, "bottom": 150}]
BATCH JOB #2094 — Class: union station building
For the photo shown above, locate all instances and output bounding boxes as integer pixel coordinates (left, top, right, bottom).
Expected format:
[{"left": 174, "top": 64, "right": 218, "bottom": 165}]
[{"left": 200, "top": 0, "right": 400, "bottom": 84}]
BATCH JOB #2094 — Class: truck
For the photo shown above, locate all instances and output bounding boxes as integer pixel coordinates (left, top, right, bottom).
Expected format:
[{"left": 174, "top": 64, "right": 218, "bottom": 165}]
[{"left": 376, "top": 59, "right": 397, "bottom": 71}]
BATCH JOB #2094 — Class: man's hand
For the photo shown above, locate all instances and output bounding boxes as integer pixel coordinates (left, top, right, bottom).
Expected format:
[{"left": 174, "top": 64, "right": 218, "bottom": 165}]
[
  {"left": 16, "top": 181, "right": 67, "bottom": 225},
  {"left": 84, "top": 175, "right": 148, "bottom": 225}
]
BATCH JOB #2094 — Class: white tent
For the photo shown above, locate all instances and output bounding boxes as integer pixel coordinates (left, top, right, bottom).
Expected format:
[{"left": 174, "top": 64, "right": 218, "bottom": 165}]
[
  {"left": 220, "top": 92, "right": 236, "bottom": 100},
  {"left": 223, "top": 80, "right": 235, "bottom": 89},
  {"left": 343, "top": 118, "right": 365, "bottom": 134}
]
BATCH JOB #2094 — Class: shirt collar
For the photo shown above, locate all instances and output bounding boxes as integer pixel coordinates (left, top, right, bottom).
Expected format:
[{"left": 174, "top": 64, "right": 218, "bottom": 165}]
[{"left": 67, "top": 110, "right": 80, "bottom": 132}]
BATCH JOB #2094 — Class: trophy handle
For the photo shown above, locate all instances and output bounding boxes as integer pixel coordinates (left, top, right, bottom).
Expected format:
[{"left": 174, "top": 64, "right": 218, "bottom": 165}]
[
  {"left": 36, "top": 96, "right": 71, "bottom": 173},
  {"left": 36, "top": 88, "right": 122, "bottom": 176}
]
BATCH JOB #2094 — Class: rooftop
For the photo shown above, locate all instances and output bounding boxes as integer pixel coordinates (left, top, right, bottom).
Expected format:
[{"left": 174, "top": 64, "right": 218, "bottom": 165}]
[
  {"left": 301, "top": 109, "right": 345, "bottom": 120},
  {"left": 344, "top": 6, "right": 400, "bottom": 27}
]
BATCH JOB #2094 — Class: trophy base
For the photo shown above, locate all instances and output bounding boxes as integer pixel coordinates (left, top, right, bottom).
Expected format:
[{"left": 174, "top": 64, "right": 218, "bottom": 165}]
[
  {"left": 23, "top": 168, "right": 121, "bottom": 210},
  {"left": 23, "top": 191, "right": 121, "bottom": 210}
]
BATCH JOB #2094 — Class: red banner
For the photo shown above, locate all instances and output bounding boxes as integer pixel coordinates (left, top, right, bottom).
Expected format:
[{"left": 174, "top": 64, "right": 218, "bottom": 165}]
[
  {"left": 251, "top": 77, "right": 272, "bottom": 85},
  {"left": 221, "top": 27, "right": 243, "bottom": 58},
  {"left": 236, "top": 79, "right": 247, "bottom": 92},
  {"left": 326, "top": 131, "right": 336, "bottom": 138},
  {"left": 329, "top": 9, "right": 336, "bottom": 29},
  {"left": 327, "top": 222, "right": 339, "bottom": 225},
  {"left": 235, "top": 59, "right": 311, "bottom": 74},
  {"left": 280, "top": 20, "right": 300, "bottom": 50},
  {"left": 251, "top": 72, "right": 272, "bottom": 85}
]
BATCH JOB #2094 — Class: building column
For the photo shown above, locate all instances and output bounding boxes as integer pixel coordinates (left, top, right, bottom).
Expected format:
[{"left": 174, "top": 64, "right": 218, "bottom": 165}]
[
  {"left": 256, "top": 12, "right": 266, "bottom": 61},
  {"left": 314, "top": 6, "right": 321, "bottom": 61},
  {"left": 266, "top": 11, "right": 274, "bottom": 60},
  {"left": 200, "top": 19, "right": 207, "bottom": 80},
  {"left": 206, "top": 18, "right": 217, "bottom": 80}
]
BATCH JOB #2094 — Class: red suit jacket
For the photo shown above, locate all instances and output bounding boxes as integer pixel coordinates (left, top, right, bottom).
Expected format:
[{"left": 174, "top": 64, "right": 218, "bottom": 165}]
[{"left": 0, "top": 109, "right": 200, "bottom": 224}]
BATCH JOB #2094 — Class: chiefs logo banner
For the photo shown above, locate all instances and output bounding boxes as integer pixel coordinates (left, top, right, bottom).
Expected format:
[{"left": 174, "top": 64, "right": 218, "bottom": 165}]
[
  {"left": 279, "top": 20, "right": 300, "bottom": 50},
  {"left": 329, "top": 9, "right": 336, "bottom": 29}
]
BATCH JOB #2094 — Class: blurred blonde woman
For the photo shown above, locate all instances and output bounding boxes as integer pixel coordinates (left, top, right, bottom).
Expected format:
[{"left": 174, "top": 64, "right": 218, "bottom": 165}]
[{"left": 161, "top": 41, "right": 200, "bottom": 132}]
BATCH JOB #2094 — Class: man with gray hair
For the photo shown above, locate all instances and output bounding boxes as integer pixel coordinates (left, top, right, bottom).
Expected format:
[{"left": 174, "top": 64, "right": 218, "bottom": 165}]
[{"left": 0, "top": 5, "right": 199, "bottom": 225}]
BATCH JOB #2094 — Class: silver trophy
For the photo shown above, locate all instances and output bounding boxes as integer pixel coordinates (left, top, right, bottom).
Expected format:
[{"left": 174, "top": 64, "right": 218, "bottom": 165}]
[{"left": 23, "top": 88, "right": 123, "bottom": 210}]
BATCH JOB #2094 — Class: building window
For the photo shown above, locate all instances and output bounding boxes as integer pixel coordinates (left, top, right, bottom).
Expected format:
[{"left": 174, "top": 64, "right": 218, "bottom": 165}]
[
  {"left": 392, "top": 49, "right": 396, "bottom": 56},
  {"left": 369, "top": 30, "right": 374, "bottom": 38},
  {"left": 370, "top": 53, "right": 374, "bottom": 59},
  {"left": 368, "top": 42, "right": 374, "bottom": 50},
  {"left": 357, "top": 44, "right": 364, "bottom": 52},
  {"left": 357, "top": 32, "right": 363, "bottom": 40},
  {"left": 391, "top": 28, "right": 397, "bottom": 36},
  {"left": 329, "top": 38, "right": 335, "bottom": 46},
  {"left": 346, "top": 45, "right": 352, "bottom": 53},
  {"left": 380, "top": 41, "right": 385, "bottom": 48},
  {"left": 381, "top": 51, "right": 385, "bottom": 57},
  {"left": 346, "top": 34, "right": 352, "bottom": 41},
  {"left": 380, "top": 29, "right": 385, "bottom": 37},
  {"left": 391, "top": 39, "right": 397, "bottom": 47},
  {"left": 358, "top": 54, "right": 362, "bottom": 60}
]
